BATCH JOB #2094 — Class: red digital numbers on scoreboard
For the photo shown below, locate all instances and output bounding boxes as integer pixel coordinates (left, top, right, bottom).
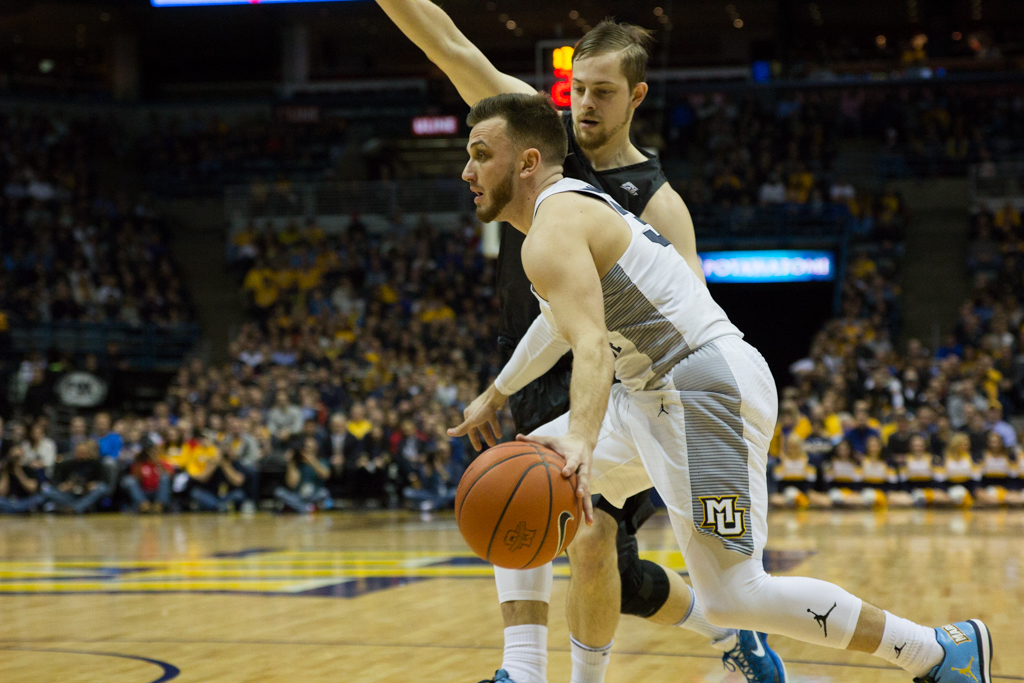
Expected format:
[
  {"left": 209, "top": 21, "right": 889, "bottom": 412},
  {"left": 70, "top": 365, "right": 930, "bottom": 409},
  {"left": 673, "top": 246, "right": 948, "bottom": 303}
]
[{"left": 551, "top": 46, "right": 573, "bottom": 108}]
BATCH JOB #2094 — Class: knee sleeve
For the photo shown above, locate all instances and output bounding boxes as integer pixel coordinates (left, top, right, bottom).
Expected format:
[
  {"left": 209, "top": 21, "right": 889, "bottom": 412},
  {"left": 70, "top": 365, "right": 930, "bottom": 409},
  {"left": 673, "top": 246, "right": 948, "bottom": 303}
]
[
  {"left": 495, "top": 564, "right": 553, "bottom": 604},
  {"left": 685, "top": 533, "right": 862, "bottom": 649},
  {"left": 616, "top": 523, "right": 670, "bottom": 618}
]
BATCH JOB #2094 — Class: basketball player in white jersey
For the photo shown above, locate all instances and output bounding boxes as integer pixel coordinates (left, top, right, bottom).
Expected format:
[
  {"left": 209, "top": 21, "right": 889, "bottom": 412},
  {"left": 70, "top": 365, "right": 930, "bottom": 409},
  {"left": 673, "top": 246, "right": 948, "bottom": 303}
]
[
  {"left": 455, "top": 91, "right": 993, "bottom": 683},
  {"left": 374, "top": 3, "right": 783, "bottom": 682}
]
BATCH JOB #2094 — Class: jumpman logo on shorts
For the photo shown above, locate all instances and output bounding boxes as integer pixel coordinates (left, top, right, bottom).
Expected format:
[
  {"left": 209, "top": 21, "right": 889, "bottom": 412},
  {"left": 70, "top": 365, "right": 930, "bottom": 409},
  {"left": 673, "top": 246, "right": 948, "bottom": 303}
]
[
  {"left": 658, "top": 399, "right": 669, "bottom": 417},
  {"left": 807, "top": 602, "right": 837, "bottom": 637}
]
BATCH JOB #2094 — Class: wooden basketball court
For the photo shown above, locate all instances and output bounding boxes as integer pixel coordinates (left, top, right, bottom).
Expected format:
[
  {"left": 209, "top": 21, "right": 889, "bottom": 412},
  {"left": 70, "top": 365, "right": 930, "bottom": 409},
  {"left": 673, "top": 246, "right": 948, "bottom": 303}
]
[{"left": 0, "top": 509, "right": 1020, "bottom": 682}]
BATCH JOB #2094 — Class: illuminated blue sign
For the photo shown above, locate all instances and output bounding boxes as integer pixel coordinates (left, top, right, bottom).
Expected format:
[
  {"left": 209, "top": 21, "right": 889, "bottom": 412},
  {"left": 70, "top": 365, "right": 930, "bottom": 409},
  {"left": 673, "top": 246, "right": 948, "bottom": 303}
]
[
  {"left": 153, "top": 0, "right": 361, "bottom": 6},
  {"left": 699, "top": 250, "right": 834, "bottom": 283}
]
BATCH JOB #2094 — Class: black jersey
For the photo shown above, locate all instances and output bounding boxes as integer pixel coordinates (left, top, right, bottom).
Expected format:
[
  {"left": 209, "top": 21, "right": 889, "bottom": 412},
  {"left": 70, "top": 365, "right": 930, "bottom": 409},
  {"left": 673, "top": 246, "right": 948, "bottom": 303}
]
[{"left": 496, "top": 114, "right": 668, "bottom": 433}]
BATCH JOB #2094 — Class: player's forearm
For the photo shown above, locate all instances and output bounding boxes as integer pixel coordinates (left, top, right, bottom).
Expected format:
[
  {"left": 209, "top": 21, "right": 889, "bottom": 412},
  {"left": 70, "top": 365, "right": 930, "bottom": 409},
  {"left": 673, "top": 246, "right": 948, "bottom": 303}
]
[
  {"left": 494, "top": 314, "right": 572, "bottom": 396},
  {"left": 375, "top": 0, "right": 473, "bottom": 73},
  {"left": 566, "top": 337, "right": 614, "bottom": 449}
]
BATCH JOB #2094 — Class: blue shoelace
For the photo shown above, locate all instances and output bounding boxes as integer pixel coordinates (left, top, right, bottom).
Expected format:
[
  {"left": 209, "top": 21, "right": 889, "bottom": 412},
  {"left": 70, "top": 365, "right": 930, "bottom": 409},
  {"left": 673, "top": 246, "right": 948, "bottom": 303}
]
[{"left": 722, "top": 645, "right": 760, "bottom": 682}]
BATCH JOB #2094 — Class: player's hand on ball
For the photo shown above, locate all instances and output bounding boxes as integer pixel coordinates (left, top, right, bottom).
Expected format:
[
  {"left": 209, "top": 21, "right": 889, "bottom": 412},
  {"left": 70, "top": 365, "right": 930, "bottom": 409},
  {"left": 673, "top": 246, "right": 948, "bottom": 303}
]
[
  {"left": 447, "top": 384, "right": 509, "bottom": 451},
  {"left": 516, "top": 432, "right": 594, "bottom": 525}
]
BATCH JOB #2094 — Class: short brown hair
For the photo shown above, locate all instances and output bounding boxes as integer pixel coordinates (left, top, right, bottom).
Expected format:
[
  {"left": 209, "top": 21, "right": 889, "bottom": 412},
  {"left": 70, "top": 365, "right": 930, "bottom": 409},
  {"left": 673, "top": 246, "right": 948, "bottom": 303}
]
[
  {"left": 466, "top": 93, "right": 568, "bottom": 166},
  {"left": 573, "top": 19, "right": 654, "bottom": 90}
]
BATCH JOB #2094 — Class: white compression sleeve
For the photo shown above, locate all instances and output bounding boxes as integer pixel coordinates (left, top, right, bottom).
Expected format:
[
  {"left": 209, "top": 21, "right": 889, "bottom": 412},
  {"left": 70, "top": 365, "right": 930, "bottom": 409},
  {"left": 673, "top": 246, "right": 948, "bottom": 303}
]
[
  {"left": 683, "top": 531, "right": 863, "bottom": 649},
  {"left": 494, "top": 313, "right": 571, "bottom": 396},
  {"left": 495, "top": 564, "right": 553, "bottom": 604}
]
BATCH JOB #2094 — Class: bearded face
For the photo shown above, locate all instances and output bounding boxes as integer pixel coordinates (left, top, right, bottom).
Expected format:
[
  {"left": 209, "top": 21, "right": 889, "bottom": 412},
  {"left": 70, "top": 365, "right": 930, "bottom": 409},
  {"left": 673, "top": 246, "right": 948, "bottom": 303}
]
[{"left": 474, "top": 163, "right": 516, "bottom": 223}]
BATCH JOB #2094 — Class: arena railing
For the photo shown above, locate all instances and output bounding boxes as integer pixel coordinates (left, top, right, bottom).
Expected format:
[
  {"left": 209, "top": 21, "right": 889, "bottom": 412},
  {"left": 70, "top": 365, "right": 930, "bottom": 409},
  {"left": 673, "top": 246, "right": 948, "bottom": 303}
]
[
  {"left": 225, "top": 179, "right": 850, "bottom": 246},
  {"left": 225, "top": 178, "right": 476, "bottom": 222},
  {"left": 9, "top": 323, "right": 200, "bottom": 372}
]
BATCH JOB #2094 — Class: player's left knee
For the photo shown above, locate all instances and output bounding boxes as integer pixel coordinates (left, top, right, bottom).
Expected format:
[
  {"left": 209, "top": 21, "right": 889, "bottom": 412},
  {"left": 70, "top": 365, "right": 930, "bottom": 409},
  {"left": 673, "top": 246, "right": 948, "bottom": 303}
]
[{"left": 567, "top": 511, "right": 618, "bottom": 572}]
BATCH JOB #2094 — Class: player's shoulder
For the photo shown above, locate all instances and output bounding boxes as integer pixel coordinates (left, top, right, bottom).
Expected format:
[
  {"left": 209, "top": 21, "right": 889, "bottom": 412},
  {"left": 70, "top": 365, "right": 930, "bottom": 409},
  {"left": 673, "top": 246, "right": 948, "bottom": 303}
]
[
  {"left": 640, "top": 181, "right": 686, "bottom": 217},
  {"left": 534, "top": 188, "right": 617, "bottom": 231}
]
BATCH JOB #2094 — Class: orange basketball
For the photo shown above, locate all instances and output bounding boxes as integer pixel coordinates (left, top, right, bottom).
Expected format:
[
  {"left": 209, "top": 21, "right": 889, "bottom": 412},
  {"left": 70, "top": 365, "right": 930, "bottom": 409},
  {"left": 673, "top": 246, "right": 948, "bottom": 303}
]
[{"left": 455, "top": 441, "right": 582, "bottom": 570}]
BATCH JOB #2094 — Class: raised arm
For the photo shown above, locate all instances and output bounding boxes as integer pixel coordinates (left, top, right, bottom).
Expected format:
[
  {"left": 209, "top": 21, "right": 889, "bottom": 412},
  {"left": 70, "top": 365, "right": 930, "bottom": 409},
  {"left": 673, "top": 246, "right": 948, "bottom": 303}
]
[
  {"left": 519, "top": 211, "right": 616, "bottom": 524},
  {"left": 376, "top": 0, "right": 536, "bottom": 105}
]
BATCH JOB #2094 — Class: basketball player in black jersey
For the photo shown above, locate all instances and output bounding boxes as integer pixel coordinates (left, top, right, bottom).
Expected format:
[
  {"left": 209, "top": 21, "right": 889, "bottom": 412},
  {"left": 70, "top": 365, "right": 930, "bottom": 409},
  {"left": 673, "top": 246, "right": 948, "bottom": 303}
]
[{"left": 374, "top": 4, "right": 785, "bottom": 682}]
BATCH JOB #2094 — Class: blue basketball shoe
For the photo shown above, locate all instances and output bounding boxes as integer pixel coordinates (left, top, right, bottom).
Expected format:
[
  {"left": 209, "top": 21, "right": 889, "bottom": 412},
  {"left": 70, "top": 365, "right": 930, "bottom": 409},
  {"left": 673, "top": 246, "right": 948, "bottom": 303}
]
[
  {"left": 722, "top": 631, "right": 787, "bottom": 683},
  {"left": 476, "top": 671, "right": 514, "bottom": 683},
  {"left": 914, "top": 620, "right": 993, "bottom": 683}
]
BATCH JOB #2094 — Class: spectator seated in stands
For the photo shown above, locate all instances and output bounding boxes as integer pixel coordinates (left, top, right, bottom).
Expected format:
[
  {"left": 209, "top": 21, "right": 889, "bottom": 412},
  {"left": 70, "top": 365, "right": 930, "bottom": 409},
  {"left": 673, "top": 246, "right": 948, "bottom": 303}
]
[
  {"left": 345, "top": 424, "right": 393, "bottom": 508},
  {"left": 883, "top": 408, "right": 916, "bottom": 465},
  {"left": 275, "top": 436, "right": 332, "bottom": 513},
  {"left": 266, "top": 390, "right": 304, "bottom": 464},
  {"left": 769, "top": 435, "right": 830, "bottom": 509},
  {"left": 977, "top": 431, "right": 1024, "bottom": 506},
  {"left": 402, "top": 441, "right": 458, "bottom": 512},
  {"left": 179, "top": 429, "right": 246, "bottom": 513},
  {"left": 843, "top": 400, "right": 882, "bottom": 455},
  {"left": 91, "top": 412, "right": 124, "bottom": 501},
  {"left": 0, "top": 445, "right": 46, "bottom": 513},
  {"left": 22, "top": 421, "right": 57, "bottom": 480},
  {"left": 220, "top": 415, "right": 262, "bottom": 512},
  {"left": 986, "top": 402, "right": 1018, "bottom": 449},
  {"left": 43, "top": 442, "right": 109, "bottom": 514},
  {"left": 121, "top": 442, "right": 173, "bottom": 513}
]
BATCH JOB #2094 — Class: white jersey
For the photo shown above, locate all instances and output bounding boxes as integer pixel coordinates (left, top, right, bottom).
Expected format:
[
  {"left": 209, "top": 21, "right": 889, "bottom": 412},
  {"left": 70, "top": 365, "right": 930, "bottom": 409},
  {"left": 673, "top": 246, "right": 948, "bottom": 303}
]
[{"left": 532, "top": 178, "right": 742, "bottom": 393}]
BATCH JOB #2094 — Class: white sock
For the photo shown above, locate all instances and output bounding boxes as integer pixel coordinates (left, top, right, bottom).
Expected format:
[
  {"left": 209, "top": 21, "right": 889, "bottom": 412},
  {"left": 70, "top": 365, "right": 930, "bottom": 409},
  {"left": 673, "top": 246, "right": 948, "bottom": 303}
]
[
  {"left": 569, "top": 635, "right": 612, "bottom": 683},
  {"left": 872, "top": 611, "right": 944, "bottom": 677},
  {"left": 674, "top": 585, "right": 738, "bottom": 651},
  {"left": 502, "top": 625, "right": 547, "bottom": 683}
]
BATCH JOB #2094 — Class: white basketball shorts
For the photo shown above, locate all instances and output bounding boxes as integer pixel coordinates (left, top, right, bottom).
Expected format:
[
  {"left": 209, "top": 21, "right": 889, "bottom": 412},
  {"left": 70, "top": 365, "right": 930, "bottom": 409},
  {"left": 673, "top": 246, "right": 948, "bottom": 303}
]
[{"left": 531, "top": 335, "right": 777, "bottom": 559}]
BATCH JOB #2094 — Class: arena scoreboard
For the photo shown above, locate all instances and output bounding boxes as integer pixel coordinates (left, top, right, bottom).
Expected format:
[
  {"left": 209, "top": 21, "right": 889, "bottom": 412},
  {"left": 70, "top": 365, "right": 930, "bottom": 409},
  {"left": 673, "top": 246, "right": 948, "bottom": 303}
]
[{"left": 550, "top": 46, "right": 573, "bottom": 108}]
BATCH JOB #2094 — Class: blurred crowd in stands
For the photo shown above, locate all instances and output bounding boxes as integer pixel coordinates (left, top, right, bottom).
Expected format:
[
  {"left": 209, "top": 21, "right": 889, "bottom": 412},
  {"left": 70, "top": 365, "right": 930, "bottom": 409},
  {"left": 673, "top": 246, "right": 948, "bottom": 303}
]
[
  {"left": 130, "top": 86, "right": 1024, "bottom": 203},
  {"left": 660, "top": 91, "right": 908, "bottom": 245},
  {"left": 0, "top": 113, "right": 192, "bottom": 330},
  {"left": 135, "top": 113, "right": 359, "bottom": 196},
  {"left": 769, "top": 196, "right": 1024, "bottom": 510},
  {"left": 2, "top": 83, "right": 1024, "bottom": 515},
  {"left": 779, "top": 29, "right": 1011, "bottom": 79},
  {"left": 1, "top": 211, "right": 497, "bottom": 514}
]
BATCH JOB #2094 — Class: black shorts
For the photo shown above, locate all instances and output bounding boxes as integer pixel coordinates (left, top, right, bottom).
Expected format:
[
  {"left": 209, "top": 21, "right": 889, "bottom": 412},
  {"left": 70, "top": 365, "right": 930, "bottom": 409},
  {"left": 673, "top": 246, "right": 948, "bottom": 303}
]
[
  {"left": 502, "top": 343, "right": 573, "bottom": 437},
  {"left": 593, "top": 490, "right": 656, "bottom": 535}
]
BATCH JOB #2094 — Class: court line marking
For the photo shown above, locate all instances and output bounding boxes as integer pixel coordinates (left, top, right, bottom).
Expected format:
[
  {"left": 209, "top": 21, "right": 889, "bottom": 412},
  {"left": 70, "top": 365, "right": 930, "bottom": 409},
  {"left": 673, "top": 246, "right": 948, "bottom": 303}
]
[
  {"left": 0, "top": 646, "right": 179, "bottom": 682},
  {"left": 0, "top": 639, "right": 1017, "bottom": 680}
]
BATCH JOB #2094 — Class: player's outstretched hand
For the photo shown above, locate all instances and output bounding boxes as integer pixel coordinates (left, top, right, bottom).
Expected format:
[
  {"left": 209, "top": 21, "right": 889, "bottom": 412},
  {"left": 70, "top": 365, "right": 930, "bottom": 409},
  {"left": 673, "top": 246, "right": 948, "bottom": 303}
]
[
  {"left": 516, "top": 432, "right": 594, "bottom": 525},
  {"left": 447, "top": 384, "right": 508, "bottom": 452}
]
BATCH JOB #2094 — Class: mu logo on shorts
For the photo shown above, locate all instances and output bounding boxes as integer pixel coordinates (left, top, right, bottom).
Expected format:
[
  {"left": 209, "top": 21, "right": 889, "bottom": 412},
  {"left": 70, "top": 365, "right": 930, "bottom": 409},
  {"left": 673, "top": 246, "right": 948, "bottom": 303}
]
[
  {"left": 504, "top": 522, "right": 537, "bottom": 552},
  {"left": 698, "top": 495, "right": 747, "bottom": 538}
]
